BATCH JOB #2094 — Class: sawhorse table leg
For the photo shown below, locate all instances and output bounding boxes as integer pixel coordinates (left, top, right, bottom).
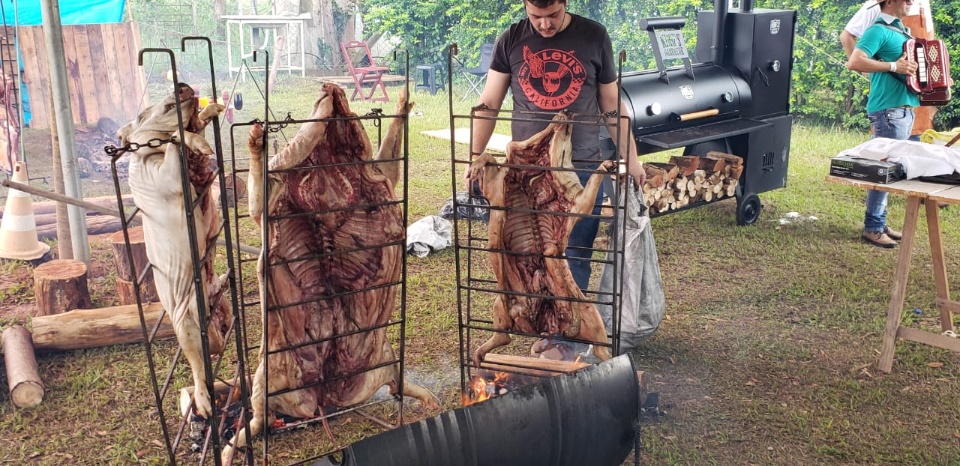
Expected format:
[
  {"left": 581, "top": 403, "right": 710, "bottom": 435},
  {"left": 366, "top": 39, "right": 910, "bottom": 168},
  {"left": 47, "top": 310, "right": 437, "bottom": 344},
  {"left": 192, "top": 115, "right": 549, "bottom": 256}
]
[{"left": 878, "top": 196, "right": 960, "bottom": 373}]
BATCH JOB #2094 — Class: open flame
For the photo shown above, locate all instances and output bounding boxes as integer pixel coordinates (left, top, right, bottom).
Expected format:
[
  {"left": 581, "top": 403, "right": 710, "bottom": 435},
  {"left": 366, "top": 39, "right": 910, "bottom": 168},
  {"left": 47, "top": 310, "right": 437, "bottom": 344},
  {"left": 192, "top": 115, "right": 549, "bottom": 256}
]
[{"left": 461, "top": 371, "right": 511, "bottom": 406}]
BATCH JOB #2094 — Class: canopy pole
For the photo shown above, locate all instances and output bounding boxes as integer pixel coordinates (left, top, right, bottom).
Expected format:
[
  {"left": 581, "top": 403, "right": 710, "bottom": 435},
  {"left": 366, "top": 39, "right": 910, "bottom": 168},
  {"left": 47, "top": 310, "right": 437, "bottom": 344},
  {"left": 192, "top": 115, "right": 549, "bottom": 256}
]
[{"left": 39, "top": 0, "right": 88, "bottom": 262}]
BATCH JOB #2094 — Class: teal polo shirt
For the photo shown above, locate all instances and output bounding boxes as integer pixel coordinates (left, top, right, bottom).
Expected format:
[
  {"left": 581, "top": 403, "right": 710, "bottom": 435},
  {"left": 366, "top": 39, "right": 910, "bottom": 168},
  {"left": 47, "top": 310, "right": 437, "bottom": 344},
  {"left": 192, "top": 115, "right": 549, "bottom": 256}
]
[{"left": 855, "top": 16, "right": 920, "bottom": 113}]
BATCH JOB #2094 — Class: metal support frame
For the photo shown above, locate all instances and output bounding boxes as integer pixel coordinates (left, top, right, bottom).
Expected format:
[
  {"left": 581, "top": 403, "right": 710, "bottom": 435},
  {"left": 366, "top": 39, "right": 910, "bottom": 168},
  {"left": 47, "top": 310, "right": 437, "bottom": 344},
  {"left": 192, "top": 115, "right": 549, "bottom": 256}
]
[
  {"left": 446, "top": 43, "right": 635, "bottom": 405},
  {"left": 109, "top": 38, "right": 251, "bottom": 465},
  {"left": 223, "top": 51, "right": 417, "bottom": 465}
]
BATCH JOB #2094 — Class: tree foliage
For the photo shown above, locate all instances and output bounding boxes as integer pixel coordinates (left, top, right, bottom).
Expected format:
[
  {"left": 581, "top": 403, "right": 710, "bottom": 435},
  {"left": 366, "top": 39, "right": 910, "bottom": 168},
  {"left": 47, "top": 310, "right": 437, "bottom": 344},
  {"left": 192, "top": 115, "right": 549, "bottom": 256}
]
[{"left": 360, "top": 0, "right": 960, "bottom": 130}]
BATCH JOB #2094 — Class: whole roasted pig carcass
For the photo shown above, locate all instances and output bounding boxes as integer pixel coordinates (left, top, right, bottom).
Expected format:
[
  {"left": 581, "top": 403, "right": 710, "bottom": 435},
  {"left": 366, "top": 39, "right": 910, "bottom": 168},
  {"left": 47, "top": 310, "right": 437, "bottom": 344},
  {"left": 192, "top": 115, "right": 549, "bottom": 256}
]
[
  {"left": 224, "top": 84, "right": 438, "bottom": 459},
  {"left": 466, "top": 110, "right": 614, "bottom": 366},
  {"left": 119, "top": 83, "right": 231, "bottom": 418}
]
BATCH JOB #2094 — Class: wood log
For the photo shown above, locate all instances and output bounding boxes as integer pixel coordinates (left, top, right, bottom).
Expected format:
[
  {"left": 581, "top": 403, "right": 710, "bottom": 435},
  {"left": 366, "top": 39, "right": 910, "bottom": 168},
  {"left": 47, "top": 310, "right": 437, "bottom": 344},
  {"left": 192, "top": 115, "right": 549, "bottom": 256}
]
[
  {"left": 0, "top": 194, "right": 134, "bottom": 219},
  {"left": 706, "top": 150, "right": 744, "bottom": 167},
  {"left": 482, "top": 353, "right": 589, "bottom": 376},
  {"left": 108, "top": 227, "right": 158, "bottom": 305},
  {"left": 2, "top": 325, "right": 45, "bottom": 408},
  {"left": 643, "top": 164, "right": 668, "bottom": 188},
  {"left": 33, "top": 259, "right": 93, "bottom": 316},
  {"left": 669, "top": 155, "right": 701, "bottom": 177},
  {"left": 645, "top": 162, "right": 679, "bottom": 182},
  {"left": 636, "top": 370, "right": 648, "bottom": 407},
  {"left": 698, "top": 156, "right": 725, "bottom": 173},
  {"left": 30, "top": 303, "right": 174, "bottom": 352},
  {"left": 35, "top": 215, "right": 122, "bottom": 240}
]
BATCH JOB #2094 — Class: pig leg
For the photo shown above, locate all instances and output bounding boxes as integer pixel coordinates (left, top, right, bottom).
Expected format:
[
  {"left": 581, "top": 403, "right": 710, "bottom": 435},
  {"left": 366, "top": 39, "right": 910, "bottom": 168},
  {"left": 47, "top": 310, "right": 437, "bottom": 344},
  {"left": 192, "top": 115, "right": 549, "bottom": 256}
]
[
  {"left": 566, "top": 160, "right": 615, "bottom": 232},
  {"left": 375, "top": 90, "right": 413, "bottom": 189},
  {"left": 380, "top": 341, "right": 440, "bottom": 410},
  {"left": 576, "top": 302, "right": 612, "bottom": 360},
  {"left": 473, "top": 295, "right": 514, "bottom": 367},
  {"left": 170, "top": 293, "right": 213, "bottom": 418},
  {"left": 221, "top": 362, "right": 268, "bottom": 465},
  {"left": 247, "top": 123, "right": 266, "bottom": 225}
]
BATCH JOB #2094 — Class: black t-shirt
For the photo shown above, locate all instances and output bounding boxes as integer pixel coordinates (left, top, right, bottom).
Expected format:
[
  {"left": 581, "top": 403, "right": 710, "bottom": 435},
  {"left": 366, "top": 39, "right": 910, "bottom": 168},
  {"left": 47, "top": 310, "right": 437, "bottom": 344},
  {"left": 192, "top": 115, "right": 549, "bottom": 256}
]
[{"left": 490, "top": 13, "right": 616, "bottom": 164}]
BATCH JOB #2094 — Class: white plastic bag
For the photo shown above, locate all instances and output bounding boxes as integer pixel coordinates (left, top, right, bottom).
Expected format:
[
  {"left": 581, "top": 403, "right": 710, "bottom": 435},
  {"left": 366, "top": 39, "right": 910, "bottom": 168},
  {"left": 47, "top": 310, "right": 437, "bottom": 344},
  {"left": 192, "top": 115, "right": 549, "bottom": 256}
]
[
  {"left": 597, "top": 180, "right": 665, "bottom": 353},
  {"left": 405, "top": 215, "right": 452, "bottom": 258}
]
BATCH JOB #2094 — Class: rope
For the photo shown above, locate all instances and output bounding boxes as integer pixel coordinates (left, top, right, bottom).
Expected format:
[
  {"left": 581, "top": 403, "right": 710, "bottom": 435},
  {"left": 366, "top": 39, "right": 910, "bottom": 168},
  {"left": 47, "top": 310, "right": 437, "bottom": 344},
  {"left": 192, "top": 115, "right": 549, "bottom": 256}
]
[{"left": 794, "top": 33, "right": 869, "bottom": 82}]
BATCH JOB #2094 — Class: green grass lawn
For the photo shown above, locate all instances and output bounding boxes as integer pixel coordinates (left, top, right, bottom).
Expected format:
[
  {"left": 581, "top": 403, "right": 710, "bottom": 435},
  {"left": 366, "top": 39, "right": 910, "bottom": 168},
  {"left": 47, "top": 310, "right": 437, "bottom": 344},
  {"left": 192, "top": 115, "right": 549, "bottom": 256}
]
[{"left": 1, "top": 75, "right": 959, "bottom": 465}]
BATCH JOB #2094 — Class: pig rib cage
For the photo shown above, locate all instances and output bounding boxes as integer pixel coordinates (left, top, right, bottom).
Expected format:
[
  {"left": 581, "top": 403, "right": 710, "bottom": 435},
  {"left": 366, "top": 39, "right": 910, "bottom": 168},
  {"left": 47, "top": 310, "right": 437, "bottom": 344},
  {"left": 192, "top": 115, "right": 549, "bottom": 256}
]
[
  {"left": 108, "top": 39, "right": 252, "bottom": 466},
  {"left": 446, "top": 45, "right": 632, "bottom": 394},
  {"left": 223, "top": 51, "right": 419, "bottom": 465}
]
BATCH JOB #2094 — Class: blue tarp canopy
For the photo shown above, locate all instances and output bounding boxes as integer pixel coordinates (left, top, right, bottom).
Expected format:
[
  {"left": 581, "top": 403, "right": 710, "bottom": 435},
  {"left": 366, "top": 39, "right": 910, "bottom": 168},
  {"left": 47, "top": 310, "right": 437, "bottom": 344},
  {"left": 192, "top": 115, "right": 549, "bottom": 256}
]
[{"left": 0, "top": 0, "right": 125, "bottom": 25}]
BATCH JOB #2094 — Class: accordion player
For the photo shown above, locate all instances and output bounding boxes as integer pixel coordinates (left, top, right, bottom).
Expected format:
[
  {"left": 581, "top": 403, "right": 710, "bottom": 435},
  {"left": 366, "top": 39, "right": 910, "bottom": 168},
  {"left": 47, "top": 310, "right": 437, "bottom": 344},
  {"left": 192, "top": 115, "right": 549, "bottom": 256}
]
[{"left": 903, "top": 38, "right": 952, "bottom": 106}]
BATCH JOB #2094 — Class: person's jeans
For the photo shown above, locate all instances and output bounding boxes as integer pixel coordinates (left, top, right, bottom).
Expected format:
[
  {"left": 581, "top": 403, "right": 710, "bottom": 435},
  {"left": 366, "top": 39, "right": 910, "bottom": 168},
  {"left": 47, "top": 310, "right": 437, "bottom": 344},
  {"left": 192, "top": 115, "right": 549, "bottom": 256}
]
[
  {"left": 864, "top": 107, "right": 914, "bottom": 232},
  {"left": 566, "top": 168, "right": 603, "bottom": 291}
]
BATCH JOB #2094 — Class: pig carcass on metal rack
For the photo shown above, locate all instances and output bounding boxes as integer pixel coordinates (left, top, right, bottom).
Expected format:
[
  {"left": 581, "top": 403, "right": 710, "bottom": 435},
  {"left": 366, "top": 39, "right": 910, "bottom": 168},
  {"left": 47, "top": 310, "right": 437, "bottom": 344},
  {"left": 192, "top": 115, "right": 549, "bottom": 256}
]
[
  {"left": 224, "top": 83, "right": 438, "bottom": 460},
  {"left": 466, "top": 110, "right": 615, "bottom": 366},
  {"left": 120, "top": 83, "right": 232, "bottom": 419}
]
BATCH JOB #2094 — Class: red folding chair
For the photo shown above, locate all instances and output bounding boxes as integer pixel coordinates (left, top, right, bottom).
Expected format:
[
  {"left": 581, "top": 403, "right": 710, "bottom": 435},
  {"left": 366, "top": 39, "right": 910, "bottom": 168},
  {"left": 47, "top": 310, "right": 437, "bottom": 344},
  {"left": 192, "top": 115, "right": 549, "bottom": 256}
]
[{"left": 340, "top": 40, "right": 390, "bottom": 102}]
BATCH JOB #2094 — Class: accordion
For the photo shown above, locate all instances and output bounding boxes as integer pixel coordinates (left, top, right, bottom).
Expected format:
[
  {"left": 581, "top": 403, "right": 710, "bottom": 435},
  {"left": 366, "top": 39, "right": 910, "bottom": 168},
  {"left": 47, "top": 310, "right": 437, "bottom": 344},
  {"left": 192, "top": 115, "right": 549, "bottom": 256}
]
[{"left": 903, "top": 38, "right": 952, "bottom": 106}]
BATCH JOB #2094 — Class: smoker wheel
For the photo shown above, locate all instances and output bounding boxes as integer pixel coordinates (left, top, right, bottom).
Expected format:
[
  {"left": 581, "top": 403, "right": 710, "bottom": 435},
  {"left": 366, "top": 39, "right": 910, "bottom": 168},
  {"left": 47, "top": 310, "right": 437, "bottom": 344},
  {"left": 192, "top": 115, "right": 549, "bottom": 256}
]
[{"left": 736, "top": 193, "right": 761, "bottom": 226}]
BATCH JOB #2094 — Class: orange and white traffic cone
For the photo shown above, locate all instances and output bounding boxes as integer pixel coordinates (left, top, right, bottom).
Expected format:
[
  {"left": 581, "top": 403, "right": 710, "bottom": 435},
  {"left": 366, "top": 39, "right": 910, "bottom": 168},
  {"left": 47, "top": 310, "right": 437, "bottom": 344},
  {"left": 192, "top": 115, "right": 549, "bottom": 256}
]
[{"left": 0, "top": 162, "right": 49, "bottom": 261}]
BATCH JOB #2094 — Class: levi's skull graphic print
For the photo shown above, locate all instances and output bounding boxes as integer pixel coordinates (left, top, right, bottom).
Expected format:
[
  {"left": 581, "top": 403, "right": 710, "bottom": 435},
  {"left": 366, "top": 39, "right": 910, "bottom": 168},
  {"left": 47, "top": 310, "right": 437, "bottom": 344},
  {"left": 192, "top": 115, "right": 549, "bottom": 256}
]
[{"left": 491, "top": 13, "right": 617, "bottom": 165}]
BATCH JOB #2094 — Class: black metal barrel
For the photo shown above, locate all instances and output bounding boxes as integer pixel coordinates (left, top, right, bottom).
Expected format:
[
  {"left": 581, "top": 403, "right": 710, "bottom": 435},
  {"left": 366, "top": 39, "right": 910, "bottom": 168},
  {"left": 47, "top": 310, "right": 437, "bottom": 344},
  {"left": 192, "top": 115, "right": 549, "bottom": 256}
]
[{"left": 315, "top": 354, "right": 639, "bottom": 466}]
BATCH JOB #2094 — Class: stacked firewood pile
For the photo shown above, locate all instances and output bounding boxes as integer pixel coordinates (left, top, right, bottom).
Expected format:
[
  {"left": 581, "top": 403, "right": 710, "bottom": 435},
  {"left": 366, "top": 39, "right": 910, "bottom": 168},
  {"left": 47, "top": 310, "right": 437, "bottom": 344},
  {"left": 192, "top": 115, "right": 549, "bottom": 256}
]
[{"left": 642, "top": 151, "right": 744, "bottom": 215}]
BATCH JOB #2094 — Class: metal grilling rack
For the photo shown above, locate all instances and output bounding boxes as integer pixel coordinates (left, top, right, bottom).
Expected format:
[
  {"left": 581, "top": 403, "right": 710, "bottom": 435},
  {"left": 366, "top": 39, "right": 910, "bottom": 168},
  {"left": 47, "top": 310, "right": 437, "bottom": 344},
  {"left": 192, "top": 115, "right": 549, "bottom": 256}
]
[
  {"left": 223, "top": 52, "right": 420, "bottom": 464},
  {"left": 109, "top": 38, "right": 251, "bottom": 465},
  {"left": 445, "top": 45, "right": 641, "bottom": 464}
]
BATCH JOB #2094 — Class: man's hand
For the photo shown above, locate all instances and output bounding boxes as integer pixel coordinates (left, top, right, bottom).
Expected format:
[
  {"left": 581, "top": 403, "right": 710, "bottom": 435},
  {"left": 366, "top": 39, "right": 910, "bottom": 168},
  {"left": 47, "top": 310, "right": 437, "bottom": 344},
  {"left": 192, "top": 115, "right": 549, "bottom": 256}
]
[
  {"left": 464, "top": 152, "right": 495, "bottom": 193},
  {"left": 894, "top": 52, "right": 918, "bottom": 76}
]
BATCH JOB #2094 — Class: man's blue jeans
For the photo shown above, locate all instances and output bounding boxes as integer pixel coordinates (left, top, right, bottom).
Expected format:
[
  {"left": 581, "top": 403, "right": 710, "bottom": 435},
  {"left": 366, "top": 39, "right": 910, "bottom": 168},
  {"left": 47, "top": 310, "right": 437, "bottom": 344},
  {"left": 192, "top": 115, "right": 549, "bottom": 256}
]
[
  {"left": 567, "top": 168, "right": 603, "bottom": 291},
  {"left": 864, "top": 107, "right": 914, "bottom": 232}
]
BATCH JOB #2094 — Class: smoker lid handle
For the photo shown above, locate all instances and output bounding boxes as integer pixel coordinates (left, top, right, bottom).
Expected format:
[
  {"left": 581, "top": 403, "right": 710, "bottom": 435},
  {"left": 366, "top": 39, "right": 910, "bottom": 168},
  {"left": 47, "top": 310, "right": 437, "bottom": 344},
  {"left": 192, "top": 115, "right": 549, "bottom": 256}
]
[{"left": 639, "top": 16, "right": 686, "bottom": 31}]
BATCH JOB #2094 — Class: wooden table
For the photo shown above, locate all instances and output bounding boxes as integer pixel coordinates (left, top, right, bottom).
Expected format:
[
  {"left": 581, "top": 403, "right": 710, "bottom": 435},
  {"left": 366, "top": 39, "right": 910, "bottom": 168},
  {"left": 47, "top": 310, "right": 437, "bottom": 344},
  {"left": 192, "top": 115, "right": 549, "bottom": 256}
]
[{"left": 827, "top": 176, "right": 960, "bottom": 372}]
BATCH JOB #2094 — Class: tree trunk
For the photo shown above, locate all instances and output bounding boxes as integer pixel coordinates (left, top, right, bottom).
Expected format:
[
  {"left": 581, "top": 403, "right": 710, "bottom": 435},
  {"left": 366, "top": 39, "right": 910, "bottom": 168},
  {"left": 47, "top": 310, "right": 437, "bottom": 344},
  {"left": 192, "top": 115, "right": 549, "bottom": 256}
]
[
  {"left": 49, "top": 89, "right": 72, "bottom": 259},
  {"left": 30, "top": 303, "right": 175, "bottom": 352},
  {"left": 33, "top": 259, "right": 93, "bottom": 316},
  {"left": 2, "top": 325, "right": 45, "bottom": 408}
]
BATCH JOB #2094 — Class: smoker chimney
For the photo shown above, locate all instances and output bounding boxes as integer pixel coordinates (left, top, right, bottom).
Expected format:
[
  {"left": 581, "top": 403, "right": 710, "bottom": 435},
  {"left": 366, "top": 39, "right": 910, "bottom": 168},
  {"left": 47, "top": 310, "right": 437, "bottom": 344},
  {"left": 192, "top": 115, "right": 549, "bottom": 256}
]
[
  {"left": 741, "top": 0, "right": 754, "bottom": 12},
  {"left": 711, "top": 0, "right": 728, "bottom": 64}
]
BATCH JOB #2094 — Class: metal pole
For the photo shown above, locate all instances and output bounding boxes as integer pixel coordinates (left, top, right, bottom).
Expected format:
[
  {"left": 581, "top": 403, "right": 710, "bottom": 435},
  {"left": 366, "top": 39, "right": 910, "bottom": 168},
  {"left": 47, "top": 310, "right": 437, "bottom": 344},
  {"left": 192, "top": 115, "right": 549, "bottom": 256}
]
[
  {"left": 39, "top": 0, "right": 89, "bottom": 262},
  {"left": 12, "top": 0, "right": 27, "bottom": 163}
]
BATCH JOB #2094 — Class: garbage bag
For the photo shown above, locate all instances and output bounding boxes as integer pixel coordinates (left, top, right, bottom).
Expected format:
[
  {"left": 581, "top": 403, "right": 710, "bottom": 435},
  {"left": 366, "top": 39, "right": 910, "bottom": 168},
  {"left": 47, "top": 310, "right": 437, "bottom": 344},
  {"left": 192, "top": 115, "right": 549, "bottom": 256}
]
[
  {"left": 406, "top": 215, "right": 453, "bottom": 258},
  {"left": 597, "top": 180, "right": 665, "bottom": 353},
  {"left": 439, "top": 191, "right": 490, "bottom": 222}
]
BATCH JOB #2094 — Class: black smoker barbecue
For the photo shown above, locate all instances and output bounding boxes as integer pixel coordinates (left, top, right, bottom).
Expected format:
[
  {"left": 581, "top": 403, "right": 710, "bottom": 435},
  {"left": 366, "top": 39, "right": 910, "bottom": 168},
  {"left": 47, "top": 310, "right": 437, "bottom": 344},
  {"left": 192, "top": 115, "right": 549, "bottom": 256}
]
[{"left": 610, "top": 0, "right": 796, "bottom": 225}]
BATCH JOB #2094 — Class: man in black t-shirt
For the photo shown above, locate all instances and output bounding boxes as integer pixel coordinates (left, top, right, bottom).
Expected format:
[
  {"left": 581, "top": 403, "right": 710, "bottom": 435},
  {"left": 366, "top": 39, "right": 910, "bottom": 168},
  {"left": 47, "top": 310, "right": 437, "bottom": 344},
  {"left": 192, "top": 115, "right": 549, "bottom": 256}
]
[{"left": 466, "top": 0, "right": 644, "bottom": 357}]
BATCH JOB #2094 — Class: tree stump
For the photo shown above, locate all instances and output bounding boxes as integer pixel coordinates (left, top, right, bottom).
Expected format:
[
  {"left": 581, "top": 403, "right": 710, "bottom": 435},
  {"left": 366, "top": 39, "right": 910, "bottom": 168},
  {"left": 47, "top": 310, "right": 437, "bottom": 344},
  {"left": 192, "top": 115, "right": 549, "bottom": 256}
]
[
  {"left": 2, "top": 325, "right": 45, "bottom": 408},
  {"left": 33, "top": 259, "right": 93, "bottom": 316},
  {"left": 108, "top": 227, "right": 158, "bottom": 305}
]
